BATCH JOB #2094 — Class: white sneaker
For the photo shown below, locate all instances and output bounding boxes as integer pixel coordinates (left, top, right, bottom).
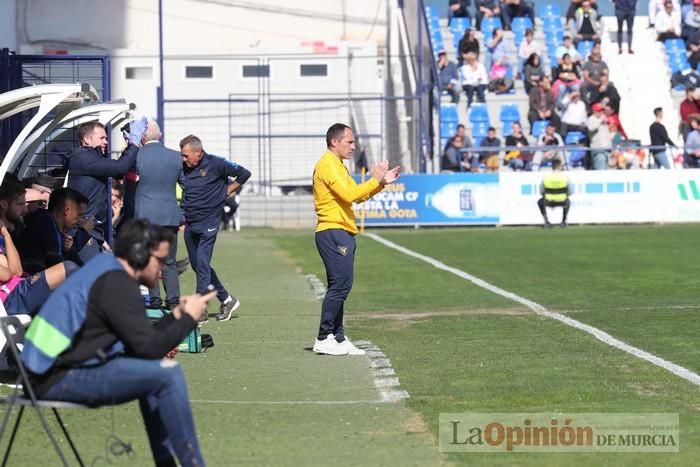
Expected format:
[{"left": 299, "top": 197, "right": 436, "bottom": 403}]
[
  {"left": 313, "top": 335, "right": 348, "bottom": 355},
  {"left": 338, "top": 338, "right": 366, "bottom": 355}
]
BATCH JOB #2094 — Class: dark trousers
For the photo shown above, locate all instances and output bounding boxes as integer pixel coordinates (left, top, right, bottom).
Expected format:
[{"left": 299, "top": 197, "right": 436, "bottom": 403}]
[
  {"left": 184, "top": 220, "right": 229, "bottom": 303},
  {"left": 42, "top": 357, "right": 203, "bottom": 466},
  {"left": 538, "top": 198, "right": 570, "bottom": 222},
  {"left": 463, "top": 84, "right": 486, "bottom": 108},
  {"left": 616, "top": 10, "right": 635, "bottom": 48},
  {"left": 316, "top": 229, "right": 356, "bottom": 342},
  {"left": 149, "top": 226, "right": 180, "bottom": 309}
]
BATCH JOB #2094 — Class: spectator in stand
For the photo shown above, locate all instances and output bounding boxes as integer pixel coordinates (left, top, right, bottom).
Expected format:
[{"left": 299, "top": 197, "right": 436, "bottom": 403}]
[
  {"left": 528, "top": 76, "right": 561, "bottom": 131},
  {"left": 533, "top": 122, "right": 566, "bottom": 170},
  {"left": 649, "top": 107, "right": 676, "bottom": 168},
  {"left": 488, "top": 56, "right": 514, "bottom": 93},
  {"left": 566, "top": 0, "right": 599, "bottom": 23},
  {"left": 454, "top": 124, "right": 480, "bottom": 170},
  {"left": 655, "top": 0, "right": 682, "bottom": 40},
  {"left": 523, "top": 53, "right": 543, "bottom": 95},
  {"left": 479, "top": 127, "right": 502, "bottom": 171},
  {"left": 460, "top": 52, "right": 488, "bottom": 108},
  {"left": 449, "top": 0, "right": 472, "bottom": 24},
  {"left": 682, "top": 0, "right": 700, "bottom": 39},
  {"left": 560, "top": 90, "right": 588, "bottom": 136},
  {"left": 518, "top": 29, "right": 541, "bottom": 74},
  {"left": 555, "top": 35, "right": 582, "bottom": 66},
  {"left": 459, "top": 28, "right": 480, "bottom": 64},
  {"left": 554, "top": 53, "right": 581, "bottom": 104},
  {"left": 614, "top": 0, "right": 638, "bottom": 54},
  {"left": 603, "top": 102, "right": 628, "bottom": 139},
  {"left": 684, "top": 115, "right": 700, "bottom": 166},
  {"left": 504, "top": 122, "right": 533, "bottom": 171},
  {"left": 571, "top": 0, "right": 602, "bottom": 44},
  {"left": 438, "top": 50, "right": 461, "bottom": 104},
  {"left": 16, "top": 188, "right": 88, "bottom": 275},
  {"left": 486, "top": 27, "right": 511, "bottom": 74},
  {"left": 501, "top": 0, "right": 535, "bottom": 31},
  {"left": 589, "top": 72, "right": 621, "bottom": 114},
  {"left": 688, "top": 30, "right": 700, "bottom": 68},
  {"left": 680, "top": 85, "right": 700, "bottom": 140},
  {"left": 587, "top": 103, "right": 613, "bottom": 170},
  {"left": 476, "top": 0, "right": 501, "bottom": 30},
  {"left": 442, "top": 135, "right": 471, "bottom": 171},
  {"left": 648, "top": 0, "right": 670, "bottom": 27},
  {"left": 580, "top": 43, "right": 608, "bottom": 103}
]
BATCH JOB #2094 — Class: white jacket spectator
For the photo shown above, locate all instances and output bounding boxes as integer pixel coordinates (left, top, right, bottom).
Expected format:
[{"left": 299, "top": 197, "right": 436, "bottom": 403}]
[
  {"left": 518, "top": 31, "right": 542, "bottom": 61},
  {"left": 655, "top": 1, "right": 682, "bottom": 37},
  {"left": 460, "top": 61, "right": 488, "bottom": 86},
  {"left": 560, "top": 92, "right": 588, "bottom": 127}
]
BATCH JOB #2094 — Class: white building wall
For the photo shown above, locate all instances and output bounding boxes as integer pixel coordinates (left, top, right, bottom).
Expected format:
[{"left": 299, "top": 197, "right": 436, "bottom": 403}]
[
  {"left": 0, "top": 0, "right": 17, "bottom": 51},
  {"left": 16, "top": 0, "right": 387, "bottom": 54}
]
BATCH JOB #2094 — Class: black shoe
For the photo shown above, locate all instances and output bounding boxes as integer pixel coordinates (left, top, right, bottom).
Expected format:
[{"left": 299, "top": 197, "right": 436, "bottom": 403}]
[
  {"left": 217, "top": 297, "right": 240, "bottom": 321},
  {"left": 560, "top": 221, "right": 568, "bottom": 228},
  {"left": 544, "top": 221, "right": 553, "bottom": 229},
  {"left": 176, "top": 258, "right": 190, "bottom": 275}
]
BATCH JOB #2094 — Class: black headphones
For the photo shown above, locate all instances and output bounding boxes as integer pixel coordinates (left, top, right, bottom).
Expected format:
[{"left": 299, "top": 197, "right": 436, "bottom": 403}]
[{"left": 126, "top": 221, "right": 155, "bottom": 270}]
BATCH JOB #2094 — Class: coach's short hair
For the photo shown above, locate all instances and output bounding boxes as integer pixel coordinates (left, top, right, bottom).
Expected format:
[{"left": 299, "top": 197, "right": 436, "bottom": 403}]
[
  {"left": 325, "top": 123, "right": 352, "bottom": 147},
  {"left": 78, "top": 121, "right": 105, "bottom": 144},
  {"left": 179, "top": 134, "right": 203, "bottom": 152},
  {"left": 654, "top": 107, "right": 663, "bottom": 117}
]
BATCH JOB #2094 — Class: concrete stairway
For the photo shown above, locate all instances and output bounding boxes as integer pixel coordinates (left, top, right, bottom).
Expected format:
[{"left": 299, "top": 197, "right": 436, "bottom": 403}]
[{"left": 601, "top": 16, "right": 682, "bottom": 147}]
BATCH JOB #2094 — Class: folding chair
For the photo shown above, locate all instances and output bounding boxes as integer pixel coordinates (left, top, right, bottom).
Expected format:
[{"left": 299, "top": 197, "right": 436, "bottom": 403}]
[{"left": 0, "top": 317, "right": 87, "bottom": 467}]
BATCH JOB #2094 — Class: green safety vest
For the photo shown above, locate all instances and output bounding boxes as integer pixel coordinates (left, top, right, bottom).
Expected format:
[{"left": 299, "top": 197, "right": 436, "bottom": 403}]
[{"left": 543, "top": 173, "right": 569, "bottom": 203}]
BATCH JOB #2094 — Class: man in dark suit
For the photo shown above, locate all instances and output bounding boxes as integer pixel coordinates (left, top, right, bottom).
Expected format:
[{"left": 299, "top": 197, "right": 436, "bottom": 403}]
[{"left": 134, "top": 119, "right": 184, "bottom": 310}]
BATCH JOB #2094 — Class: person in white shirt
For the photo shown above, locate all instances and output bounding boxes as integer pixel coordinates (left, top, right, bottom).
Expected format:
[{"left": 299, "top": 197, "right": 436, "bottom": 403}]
[
  {"left": 518, "top": 28, "right": 541, "bottom": 76},
  {"left": 655, "top": 0, "right": 682, "bottom": 40},
  {"left": 555, "top": 35, "right": 582, "bottom": 65},
  {"left": 533, "top": 122, "right": 566, "bottom": 170},
  {"left": 560, "top": 90, "right": 588, "bottom": 135},
  {"left": 460, "top": 52, "right": 488, "bottom": 108}
]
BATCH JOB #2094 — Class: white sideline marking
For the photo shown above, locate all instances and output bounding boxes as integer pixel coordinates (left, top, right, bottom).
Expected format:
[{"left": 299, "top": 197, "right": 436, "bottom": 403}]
[
  {"left": 366, "top": 233, "right": 700, "bottom": 387},
  {"left": 191, "top": 399, "right": 386, "bottom": 405}
]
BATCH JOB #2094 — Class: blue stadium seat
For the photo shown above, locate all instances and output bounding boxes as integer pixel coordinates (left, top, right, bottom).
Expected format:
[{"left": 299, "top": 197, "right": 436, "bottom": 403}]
[
  {"left": 514, "top": 30, "right": 525, "bottom": 46},
  {"left": 577, "top": 41, "right": 594, "bottom": 60},
  {"left": 544, "top": 29, "right": 564, "bottom": 44},
  {"left": 429, "top": 17, "right": 440, "bottom": 32},
  {"left": 473, "top": 136, "right": 483, "bottom": 147},
  {"left": 500, "top": 104, "right": 520, "bottom": 124},
  {"left": 441, "top": 121, "right": 458, "bottom": 135},
  {"left": 566, "top": 131, "right": 586, "bottom": 167},
  {"left": 511, "top": 17, "right": 533, "bottom": 32},
  {"left": 472, "top": 122, "right": 490, "bottom": 138},
  {"left": 441, "top": 103, "right": 459, "bottom": 123},
  {"left": 670, "top": 60, "right": 691, "bottom": 73},
  {"left": 425, "top": 6, "right": 438, "bottom": 19},
  {"left": 532, "top": 120, "right": 549, "bottom": 137},
  {"left": 502, "top": 123, "right": 514, "bottom": 137},
  {"left": 664, "top": 39, "right": 686, "bottom": 52},
  {"left": 468, "top": 103, "right": 490, "bottom": 123},
  {"left": 543, "top": 17, "right": 563, "bottom": 30},
  {"left": 449, "top": 17, "right": 471, "bottom": 37},
  {"left": 480, "top": 17, "right": 502, "bottom": 36},
  {"left": 537, "top": 3, "right": 561, "bottom": 19}
]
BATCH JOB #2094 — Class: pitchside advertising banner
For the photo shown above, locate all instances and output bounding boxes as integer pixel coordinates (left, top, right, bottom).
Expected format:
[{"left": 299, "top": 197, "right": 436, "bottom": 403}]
[
  {"left": 353, "top": 172, "right": 700, "bottom": 226},
  {"left": 352, "top": 174, "right": 500, "bottom": 226}
]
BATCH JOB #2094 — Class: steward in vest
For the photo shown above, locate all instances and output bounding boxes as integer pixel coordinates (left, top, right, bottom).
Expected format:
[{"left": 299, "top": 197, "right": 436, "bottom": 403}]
[
  {"left": 22, "top": 219, "right": 216, "bottom": 467},
  {"left": 537, "top": 159, "right": 572, "bottom": 228}
]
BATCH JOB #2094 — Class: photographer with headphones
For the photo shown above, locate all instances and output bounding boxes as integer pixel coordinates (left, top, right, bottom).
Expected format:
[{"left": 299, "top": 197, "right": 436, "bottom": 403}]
[{"left": 22, "top": 219, "right": 216, "bottom": 467}]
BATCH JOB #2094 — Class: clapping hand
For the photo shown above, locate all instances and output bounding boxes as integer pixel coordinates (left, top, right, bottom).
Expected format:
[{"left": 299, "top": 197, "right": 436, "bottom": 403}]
[
  {"left": 371, "top": 160, "right": 389, "bottom": 182},
  {"left": 382, "top": 165, "right": 401, "bottom": 185}
]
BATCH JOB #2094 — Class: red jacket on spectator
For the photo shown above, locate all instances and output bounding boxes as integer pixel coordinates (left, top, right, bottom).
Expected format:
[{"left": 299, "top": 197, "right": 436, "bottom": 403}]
[{"left": 680, "top": 98, "right": 700, "bottom": 123}]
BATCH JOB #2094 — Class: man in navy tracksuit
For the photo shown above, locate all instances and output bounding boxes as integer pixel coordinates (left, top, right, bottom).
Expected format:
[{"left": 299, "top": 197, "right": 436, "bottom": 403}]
[
  {"left": 66, "top": 120, "right": 145, "bottom": 250},
  {"left": 179, "top": 134, "right": 251, "bottom": 321}
]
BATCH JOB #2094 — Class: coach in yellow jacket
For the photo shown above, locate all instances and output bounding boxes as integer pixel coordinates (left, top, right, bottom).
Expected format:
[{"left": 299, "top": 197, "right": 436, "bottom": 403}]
[{"left": 312, "top": 123, "right": 400, "bottom": 356}]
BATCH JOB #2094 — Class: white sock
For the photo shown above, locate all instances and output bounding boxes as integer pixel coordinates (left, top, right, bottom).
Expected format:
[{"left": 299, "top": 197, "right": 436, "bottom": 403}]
[{"left": 223, "top": 295, "right": 233, "bottom": 305}]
